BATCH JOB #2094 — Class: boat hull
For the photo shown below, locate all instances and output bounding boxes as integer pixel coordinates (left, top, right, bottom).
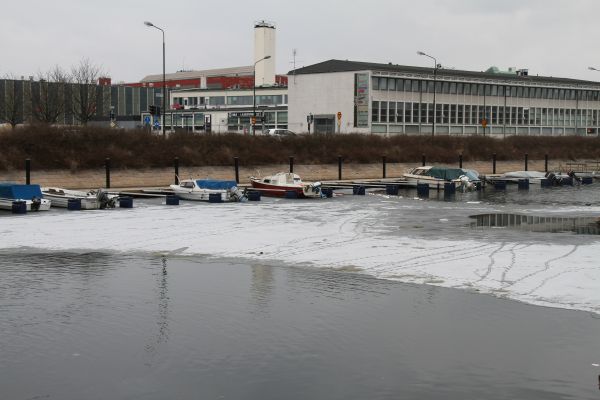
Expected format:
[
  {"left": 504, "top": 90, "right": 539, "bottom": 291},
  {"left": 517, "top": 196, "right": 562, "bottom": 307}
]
[
  {"left": 250, "top": 180, "right": 321, "bottom": 198},
  {"left": 0, "top": 198, "right": 51, "bottom": 211},
  {"left": 170, "top": 187, "right": 230, "bottom": 202},
  {"left": 42, "top": 193, "right": 100, "bottom": 209}
]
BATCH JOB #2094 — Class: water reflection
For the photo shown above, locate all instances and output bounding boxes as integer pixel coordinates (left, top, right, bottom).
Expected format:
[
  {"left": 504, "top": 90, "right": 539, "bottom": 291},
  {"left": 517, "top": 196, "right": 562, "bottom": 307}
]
[
  {"left": 470, "top": 213, "right": 600, "bottom": 235},
  {"left": 250, "top": 264, "right": 275, "bottom": 313},
  {"left": 145, "top": 256, "right": 170, "bottom": 357}
]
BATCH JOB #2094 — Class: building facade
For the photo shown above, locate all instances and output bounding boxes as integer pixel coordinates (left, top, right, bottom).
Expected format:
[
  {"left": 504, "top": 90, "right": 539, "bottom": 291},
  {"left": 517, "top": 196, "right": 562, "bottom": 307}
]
[
  {"left": 288, "top": 60, "right": 600, "bottom": 136},
  {"left": 144, "top": 86, "right": 288, "bottom": 133}
]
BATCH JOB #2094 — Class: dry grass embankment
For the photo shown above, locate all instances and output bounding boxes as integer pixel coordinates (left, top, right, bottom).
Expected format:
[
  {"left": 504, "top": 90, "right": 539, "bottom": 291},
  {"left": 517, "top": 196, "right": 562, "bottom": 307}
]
[{"left": 1, "top": 126, "right": 600, "bottom": 171}]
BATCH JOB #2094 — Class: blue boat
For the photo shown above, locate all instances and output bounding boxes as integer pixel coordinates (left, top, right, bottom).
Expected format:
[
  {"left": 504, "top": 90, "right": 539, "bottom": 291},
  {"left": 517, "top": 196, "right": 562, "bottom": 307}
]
[{"left": 0, "top": 183, "right": 52, "bottom": 211}]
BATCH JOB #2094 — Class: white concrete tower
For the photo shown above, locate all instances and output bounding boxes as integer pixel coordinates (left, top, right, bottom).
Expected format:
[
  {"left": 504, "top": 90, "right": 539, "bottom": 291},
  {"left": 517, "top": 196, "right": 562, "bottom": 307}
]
[{"left": 254, "top": 21, "right": 276, "bottom": 87}]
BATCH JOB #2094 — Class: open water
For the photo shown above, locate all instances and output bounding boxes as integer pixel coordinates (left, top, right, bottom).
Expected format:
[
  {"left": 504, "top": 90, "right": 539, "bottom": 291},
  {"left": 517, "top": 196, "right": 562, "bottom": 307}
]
[{"left": 1, "top": 182, "right": 600, "bottom": 399}]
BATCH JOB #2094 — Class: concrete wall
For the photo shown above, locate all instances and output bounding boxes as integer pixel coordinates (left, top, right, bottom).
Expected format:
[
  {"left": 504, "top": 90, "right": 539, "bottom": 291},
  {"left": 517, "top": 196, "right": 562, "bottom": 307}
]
[{"left": 288, "top": 71, "right": 369, "bottom": 134}]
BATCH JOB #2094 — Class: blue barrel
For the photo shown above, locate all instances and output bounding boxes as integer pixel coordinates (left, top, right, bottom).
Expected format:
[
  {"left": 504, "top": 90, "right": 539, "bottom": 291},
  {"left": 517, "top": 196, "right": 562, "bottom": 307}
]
[
  {"left": 165, "top": 195, "right": 179, "bottom": 205},
  {"left": 517, "top": 179, "right": 530, "bottom": 190},
  {"left": 352, "top": 186, "right": 365, "bottom": 195},
  {"left": 386, "top": 184, "right": 399, "bottom": 195},
  {"left": 208, "top": 193, "right": 223, "bottom": 203},
  {"left": 444, "top": 182, "right": 456, "bottom": 194},
  {"left": 285, "top": 190, "right": 298, "bottom": 199},
  {"left": 581, "top": 176, "right": 593, "bottom": 185},
  {"left": 11, "top": 201, "right": 27, "bottom": 214},
  {"left": 494, "top": 180, "right": 507, "bottom": 190},
  {"left": 321, "top": 188, "right": 334, "bottom": 198},
  {"left": 119, "top": 196, "right": 133, "bottom": 208},
  {"left": 560, "top": 177, "right": 573, "bottom": 186},
  {"left": 540, "top": 178, "right": 551, "bottom": 187},
  {"left": 416, "top": 183, "right": 430, "bottom": 198},
  {"left": 67, "top": 198, "right": 82, "bottom": 211},
  {"left": 247, "top": 190, "right": 261, "bottom": 201}
]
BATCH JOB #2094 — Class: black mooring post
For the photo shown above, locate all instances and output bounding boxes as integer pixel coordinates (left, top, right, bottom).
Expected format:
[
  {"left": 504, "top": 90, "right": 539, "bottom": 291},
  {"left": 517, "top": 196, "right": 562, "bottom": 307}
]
[
  {"left": 234, "top": 157, "right": 239, "bottom": 184},
  {"left": 174, "top": 157, "right": 179, "bottom": 184},
  {"left": 105, "top": 157, "right": 111, "bottom": 189},
  {"left": 525, "top": 153, "right": 528, "bottom": 171},
  {"left": 338, "top": 155, "right": 343, "bottom": 180},
  {"left": 289, "top": 156, "right": 294, "bottom": 173},
  {"left": 25, "top": 158, "right": 31, "bottom": 185},
  {"left": 492, "top": 153, "right": 497, "bottom": 174},
  {"left": 382, "top": 155, "right": 387, "bottom": 179},
  {"left": 422, "top": 154, "right": 426, "bottom": 167},
  {"left": 544, "top": 154, "right": 548, "bottom": 173},
  {"left": 459, "top": 154, "right": 463, "bottom": 168}
]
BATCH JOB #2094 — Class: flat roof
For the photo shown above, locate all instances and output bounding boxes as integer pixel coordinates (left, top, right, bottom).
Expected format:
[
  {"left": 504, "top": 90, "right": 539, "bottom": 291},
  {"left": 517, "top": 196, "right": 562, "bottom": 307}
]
[
  {"left": 288, "top": 59, "right": 600, "bottom": 87},
  {"left": 141, "top": 66, "right": 254, "bottom": 83}
]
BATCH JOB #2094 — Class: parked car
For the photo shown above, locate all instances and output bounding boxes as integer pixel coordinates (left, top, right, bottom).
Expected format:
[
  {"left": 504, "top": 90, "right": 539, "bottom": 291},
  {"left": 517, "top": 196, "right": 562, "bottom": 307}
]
[{"left": 265, "top": 129, "right": 296, "bottom": 137}]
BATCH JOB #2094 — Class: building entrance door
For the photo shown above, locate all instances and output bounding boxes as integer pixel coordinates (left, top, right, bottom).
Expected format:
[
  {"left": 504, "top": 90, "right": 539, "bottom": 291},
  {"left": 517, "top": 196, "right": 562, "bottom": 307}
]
[{"left": 314, "top": 115, "right": 335, "bottom": 134}]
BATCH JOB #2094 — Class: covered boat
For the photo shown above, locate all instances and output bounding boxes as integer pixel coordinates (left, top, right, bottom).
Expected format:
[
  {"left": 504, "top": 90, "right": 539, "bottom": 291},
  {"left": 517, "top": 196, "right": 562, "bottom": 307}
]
[
  {"left": 170, "top": 179, "right": 245, "bottom": 202},
  {"left": 42, "top": 187, "right": 118, "bottom": 209},
  {"left": 250, "top": 172, "right": 322, "bottom": 198},
  {"left": 403, "top": 166, "right": 480, "bottom": 191},
  {"left": 0, "top": 183, "right": 51, "bottom": 211}
]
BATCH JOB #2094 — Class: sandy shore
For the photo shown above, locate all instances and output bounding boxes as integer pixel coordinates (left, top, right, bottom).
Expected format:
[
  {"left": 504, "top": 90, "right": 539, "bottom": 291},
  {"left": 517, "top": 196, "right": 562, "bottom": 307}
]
[{"left": 0, "top": 160, "right": 562, "bottom": 189}]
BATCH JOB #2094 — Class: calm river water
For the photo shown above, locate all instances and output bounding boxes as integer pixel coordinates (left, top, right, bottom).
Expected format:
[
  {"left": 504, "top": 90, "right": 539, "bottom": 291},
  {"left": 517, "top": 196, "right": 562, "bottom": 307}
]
[
  {"left": 1, "top": 182, "right": 600, "bottom": 399},
  {"left": 1, "top": 251, "right": 599, "bottom": 399}
]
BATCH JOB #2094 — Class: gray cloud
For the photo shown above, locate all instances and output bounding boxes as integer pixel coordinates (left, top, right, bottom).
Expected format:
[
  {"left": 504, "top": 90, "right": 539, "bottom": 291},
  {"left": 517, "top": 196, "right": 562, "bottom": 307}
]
[{"left": 0, "top": 0, "right": 598, "bottom": 82}]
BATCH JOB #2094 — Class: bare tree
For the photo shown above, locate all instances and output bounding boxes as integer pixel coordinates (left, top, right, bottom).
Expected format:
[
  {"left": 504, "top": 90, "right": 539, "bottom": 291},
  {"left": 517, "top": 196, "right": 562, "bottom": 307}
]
[
  {"left": 70, "top": 58, "right": 105, "bottom": 125},
  {"left": 32, "top": 66, "right": 70, "bottom": 124},
  {"left": 0, "top": 74, "right": 23, "bottom": 129}
]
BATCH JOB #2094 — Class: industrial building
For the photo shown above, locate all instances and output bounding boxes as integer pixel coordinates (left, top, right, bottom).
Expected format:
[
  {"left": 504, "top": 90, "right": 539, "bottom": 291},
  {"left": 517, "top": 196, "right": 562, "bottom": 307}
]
[
  {"left": 288, "top": 59, "right": 600, "bottom": 136},
  {"left": 150, "top": 21, "right": 289, "bottom": 133}
]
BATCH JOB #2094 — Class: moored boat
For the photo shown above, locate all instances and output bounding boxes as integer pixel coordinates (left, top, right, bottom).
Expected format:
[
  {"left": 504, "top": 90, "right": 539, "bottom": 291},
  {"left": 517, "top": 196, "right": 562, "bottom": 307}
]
[
  {"left": 0, "top": 183, "right": 51, "bottom": 211},
  {"left": 170, "top": 179, "right": 245, "bottom": 202},
  {"left": 42, "top": 187, "right": 118, "bottom": 209},
  {"left": 403, "top": 166, "right": 480, "bottom": 191},
  {"left": 250, "top": 172, "right": 322, "bottom": 198}
]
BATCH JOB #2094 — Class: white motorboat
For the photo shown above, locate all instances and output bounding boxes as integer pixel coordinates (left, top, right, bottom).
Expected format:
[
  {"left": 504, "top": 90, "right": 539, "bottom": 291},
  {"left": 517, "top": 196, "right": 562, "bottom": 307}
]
[
  {"left": 250, "top": 172, "right": 322, "bottom": 198},
  {"left": 170, "top": 179, "right": 245, "bottom": 202},
  {"left": 0, "top": 183, "right": 51, "bottom": 211},
  {"left": 403, "top": 166, "right": 480, "bottom": 191},
  {"left": 42, "top": 187, "right": 118, "bottom": 209}
]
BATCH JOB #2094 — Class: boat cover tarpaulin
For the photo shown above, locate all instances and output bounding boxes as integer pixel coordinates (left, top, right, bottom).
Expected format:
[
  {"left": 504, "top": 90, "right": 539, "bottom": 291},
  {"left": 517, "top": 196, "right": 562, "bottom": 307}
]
[
  {"left": 0, "top": 183, "right": 43, "bottom": 199},
  {"left": 427, "top": 168, "right": 479, "bottom": 181},
  {"left": 195, "top": 180, "right": 237, "bottom": 190}
]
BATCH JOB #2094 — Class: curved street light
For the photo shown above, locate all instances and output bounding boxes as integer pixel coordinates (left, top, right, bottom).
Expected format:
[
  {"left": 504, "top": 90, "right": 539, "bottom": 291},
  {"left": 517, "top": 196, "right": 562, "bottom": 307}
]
[
  {"left": 144, "top": 21, "right": 166, "bottom": 137},
  {"left": 253, "top": 55, "right": 271, "bottom": 135},
  {"left": 417, "top": 51, "right": 438, "bottom": 138}
]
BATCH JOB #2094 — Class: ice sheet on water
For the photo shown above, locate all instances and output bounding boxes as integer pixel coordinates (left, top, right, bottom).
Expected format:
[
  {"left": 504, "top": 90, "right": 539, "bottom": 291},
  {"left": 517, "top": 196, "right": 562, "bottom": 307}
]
[{"left": 2, "top": 195, "right": 600, "bottom": 315}]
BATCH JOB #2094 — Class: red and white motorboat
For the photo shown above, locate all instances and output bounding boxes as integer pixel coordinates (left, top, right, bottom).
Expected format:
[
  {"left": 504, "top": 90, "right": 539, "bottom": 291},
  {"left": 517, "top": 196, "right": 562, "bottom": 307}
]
[{"left": 250, "top": 172, "right": 322, "bottom": 198}]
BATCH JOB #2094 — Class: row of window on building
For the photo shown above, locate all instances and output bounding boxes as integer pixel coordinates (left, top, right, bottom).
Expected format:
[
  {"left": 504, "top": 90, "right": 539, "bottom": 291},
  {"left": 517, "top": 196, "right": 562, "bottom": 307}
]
[
  {"left": 371, "top": 76, "right": 600, "bottom": 101},
  {"left": 172, "top": 94, "right": 288, "bottom": 107},
  {"left": 372, "top": 101, "right": 599, "bottom": 127}
]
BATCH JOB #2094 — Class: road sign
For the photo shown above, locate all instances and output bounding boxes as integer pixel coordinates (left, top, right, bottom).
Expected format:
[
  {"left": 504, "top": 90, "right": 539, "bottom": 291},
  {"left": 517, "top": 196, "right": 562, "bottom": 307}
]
[
  {"left": 144, "top": 116, "right": 151, "bottom": 125},
  {"left": 251, "top": 116, "right": 256, "bottom": 125},
  {"left": 481, "top": 118, "right": 488, "bottom": 128},
  {"left": 337, "top": 111, "right": 342, "bottom": 120},
  {"left": 154, "top": 119, "right": 160, "bottom": 129}
]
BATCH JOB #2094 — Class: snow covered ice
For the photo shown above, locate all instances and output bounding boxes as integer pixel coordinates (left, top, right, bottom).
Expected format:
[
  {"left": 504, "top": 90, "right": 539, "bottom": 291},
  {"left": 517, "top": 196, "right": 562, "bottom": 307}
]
[{"left": 2, "top": 191, "right": 600, "bottom": 315}]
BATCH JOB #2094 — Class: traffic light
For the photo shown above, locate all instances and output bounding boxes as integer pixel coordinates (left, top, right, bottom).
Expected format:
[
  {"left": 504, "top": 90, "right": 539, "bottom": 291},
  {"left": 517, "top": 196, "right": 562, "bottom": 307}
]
[
  {"left": 155, "top": 106, "right": 161, "bottom": 116},
  {"left": 149, "top": 105, "right": 156, "bottom": 115}
]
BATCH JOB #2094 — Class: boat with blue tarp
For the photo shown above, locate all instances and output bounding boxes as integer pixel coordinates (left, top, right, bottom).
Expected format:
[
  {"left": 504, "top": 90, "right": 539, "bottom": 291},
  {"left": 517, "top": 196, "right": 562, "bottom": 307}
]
[
  {"left": 0, "top": 183, "right": 51, "bottom": 211},
  {"left": 170, "top": 179, "right": 246, "bottom": 202}
]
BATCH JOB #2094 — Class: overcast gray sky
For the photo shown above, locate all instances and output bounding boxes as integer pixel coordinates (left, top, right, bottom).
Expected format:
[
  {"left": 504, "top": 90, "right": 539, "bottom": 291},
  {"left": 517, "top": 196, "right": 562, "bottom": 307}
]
[{"left": 1, "top": 0, "right": 599, "bottom": 82}]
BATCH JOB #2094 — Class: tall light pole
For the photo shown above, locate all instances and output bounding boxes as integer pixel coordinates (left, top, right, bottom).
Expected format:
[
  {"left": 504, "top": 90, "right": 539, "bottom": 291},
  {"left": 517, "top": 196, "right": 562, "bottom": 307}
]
[
  {"left": 144, "top": 21, "right": 166, "bottom": 137},
  {"left": 253, "top": 55, "right": 271, "bottom": 135},
  {"left": 417, "top": 51, "right": 438, "bottom": 138}
]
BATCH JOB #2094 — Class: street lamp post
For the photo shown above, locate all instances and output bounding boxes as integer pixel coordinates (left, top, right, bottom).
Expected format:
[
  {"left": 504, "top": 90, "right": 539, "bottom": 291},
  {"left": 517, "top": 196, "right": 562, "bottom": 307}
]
[
  {"left": 252, "top": 55, "right": 271, "bottom": 135},
  {"left": 417, "top": 51, "right": 438, "bottom": 138},
  {"left": 144, "top": 21, "right": 166, "bottom": 137}
]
